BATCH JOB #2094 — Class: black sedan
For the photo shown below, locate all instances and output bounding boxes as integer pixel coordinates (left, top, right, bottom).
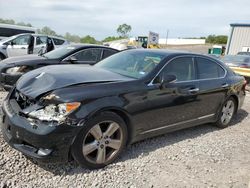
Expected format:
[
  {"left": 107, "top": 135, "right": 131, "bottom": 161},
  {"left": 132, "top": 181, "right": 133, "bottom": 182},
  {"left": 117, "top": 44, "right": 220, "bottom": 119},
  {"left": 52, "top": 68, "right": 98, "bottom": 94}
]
[
  {"left": 1, "top": 49, "right": 246, "bottom": 169},
  {"left": 0, "top": 44, "right": 119, "bottom": 90}
]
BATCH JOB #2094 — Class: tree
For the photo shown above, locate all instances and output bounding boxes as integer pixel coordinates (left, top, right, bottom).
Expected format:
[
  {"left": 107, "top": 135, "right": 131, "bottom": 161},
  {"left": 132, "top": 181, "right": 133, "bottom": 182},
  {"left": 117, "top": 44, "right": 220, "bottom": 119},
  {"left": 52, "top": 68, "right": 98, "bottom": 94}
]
[
  {"left": 0, "top": 18, "right": 32, "bottom": 27},
  {"left": 64, "top": 32, "right": 81, "bottom": 43},
  {"left": 37, "top": 26, "right": 57, "bottom": 36},
  {"left": 206, "top": 35, "right": 228, "bottom": 44},
  {"left": 116, "top": 24, "right": 132, "bottom": 38},
  {"left": 102, "top": 36, "right": 125, "bottom": 42},
  {"left": 81, "top": 35, "right": 97, "bottom": 44}
]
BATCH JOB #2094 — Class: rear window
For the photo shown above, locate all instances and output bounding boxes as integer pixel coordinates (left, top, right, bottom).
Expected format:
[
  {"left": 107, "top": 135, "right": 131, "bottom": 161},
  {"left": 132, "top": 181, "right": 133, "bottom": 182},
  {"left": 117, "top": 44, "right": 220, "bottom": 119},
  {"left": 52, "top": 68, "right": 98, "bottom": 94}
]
[
  {"left": 52, "top": 38, "right": 65, "bottom": 45},
  {"left": 196, "top": 57, "right": 225, "bottom": 79}
]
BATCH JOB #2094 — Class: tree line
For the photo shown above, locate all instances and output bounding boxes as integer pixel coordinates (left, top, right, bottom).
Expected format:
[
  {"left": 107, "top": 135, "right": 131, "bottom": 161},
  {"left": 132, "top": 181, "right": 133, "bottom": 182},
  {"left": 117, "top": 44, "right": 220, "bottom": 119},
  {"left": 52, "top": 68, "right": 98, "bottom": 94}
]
[{"left": 0, "top": 18, "right": 228, "bottom": 44}]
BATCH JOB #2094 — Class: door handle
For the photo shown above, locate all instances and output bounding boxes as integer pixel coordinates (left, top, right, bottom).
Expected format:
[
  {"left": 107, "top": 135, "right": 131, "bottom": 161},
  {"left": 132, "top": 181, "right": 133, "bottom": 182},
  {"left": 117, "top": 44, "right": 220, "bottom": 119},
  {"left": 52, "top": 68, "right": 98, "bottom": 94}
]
[
  {"left": 188, "top": 88, "right": 199, "bottom": 94},
  {"left": 222, "top": 83, "right": 229, "bottom": 88},
  {"left": 21, "top": 47, "right": 26, "bottom": 49}
]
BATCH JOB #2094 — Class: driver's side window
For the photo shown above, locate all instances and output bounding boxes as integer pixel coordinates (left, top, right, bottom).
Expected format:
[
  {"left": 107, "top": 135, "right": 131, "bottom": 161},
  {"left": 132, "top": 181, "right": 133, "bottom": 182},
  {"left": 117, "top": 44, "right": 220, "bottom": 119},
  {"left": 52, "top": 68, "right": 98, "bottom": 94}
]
[
  {"left": 12, "top": 35, "right": 30, "bottom": 45},
  {"left": 162, "top": 57, "right": 195, "bottom": 82}
]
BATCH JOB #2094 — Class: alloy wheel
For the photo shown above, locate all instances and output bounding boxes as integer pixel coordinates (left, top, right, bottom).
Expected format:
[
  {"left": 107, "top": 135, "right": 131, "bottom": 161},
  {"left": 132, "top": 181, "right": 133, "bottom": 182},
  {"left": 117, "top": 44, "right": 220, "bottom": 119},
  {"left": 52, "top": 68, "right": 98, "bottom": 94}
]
[
  {"left": 82, "top": 121, "right": 123, "bottom": 164},
  {"left": 221, "top": 100, "right": 235, "bottom": 125}
]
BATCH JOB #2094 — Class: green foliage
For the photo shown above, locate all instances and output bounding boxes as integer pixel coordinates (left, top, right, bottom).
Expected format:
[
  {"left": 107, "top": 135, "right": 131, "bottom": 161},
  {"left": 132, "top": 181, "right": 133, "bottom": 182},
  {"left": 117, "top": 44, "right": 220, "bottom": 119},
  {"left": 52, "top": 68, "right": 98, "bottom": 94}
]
[
  {"left": 64, "top": 32, "right": 81, "bottom": 43},
  {"left": 0, "top": 18, "right": 32, "bottom": 27},
  {"left": 80, "top": 35, "right": 97, "bottom": 44},
  {"left": 102, "top": 36, "right": 126, "bottom": 42},
  {"left": 206, "top": 35, "right": 228, "bottom": 44},
  {"left": 37, "top": 26, "right": 57, "bottom": 36},
  {"left": 117, "top": 24, "right": 132, "bottom": 38}
]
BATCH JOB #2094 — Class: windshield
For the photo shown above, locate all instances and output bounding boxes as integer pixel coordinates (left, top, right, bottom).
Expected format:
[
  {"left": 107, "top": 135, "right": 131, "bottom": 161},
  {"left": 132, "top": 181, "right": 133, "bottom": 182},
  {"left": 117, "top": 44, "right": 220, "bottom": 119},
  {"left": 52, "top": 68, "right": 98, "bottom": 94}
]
[
  {"left": 221, "top": 55, "right": 250, "bottom": 63},
  {"left": 0, "top": 35, "right": 16, "bottom": 44},
  {"left": 95, "top": 50, "right": 165, "bottom": 79},
  {"left": 43, "top": 45, "right": 76, "bottom": 59}
]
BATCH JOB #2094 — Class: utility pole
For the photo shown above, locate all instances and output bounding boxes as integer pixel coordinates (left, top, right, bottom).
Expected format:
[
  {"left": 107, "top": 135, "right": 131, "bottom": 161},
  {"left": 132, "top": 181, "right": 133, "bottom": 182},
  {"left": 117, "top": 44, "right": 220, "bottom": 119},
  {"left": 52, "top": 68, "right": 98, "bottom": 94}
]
[{"left": 166, "top": 29, "right": 169, "bottom": 47}]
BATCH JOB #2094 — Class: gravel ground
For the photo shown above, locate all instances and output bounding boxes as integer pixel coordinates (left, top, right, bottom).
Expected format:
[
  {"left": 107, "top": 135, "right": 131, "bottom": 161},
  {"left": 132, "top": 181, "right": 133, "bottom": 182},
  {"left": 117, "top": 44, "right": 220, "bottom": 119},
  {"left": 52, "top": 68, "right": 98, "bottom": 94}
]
[{"left": 0, "top": 91, "right": 250, "bottom": 188}]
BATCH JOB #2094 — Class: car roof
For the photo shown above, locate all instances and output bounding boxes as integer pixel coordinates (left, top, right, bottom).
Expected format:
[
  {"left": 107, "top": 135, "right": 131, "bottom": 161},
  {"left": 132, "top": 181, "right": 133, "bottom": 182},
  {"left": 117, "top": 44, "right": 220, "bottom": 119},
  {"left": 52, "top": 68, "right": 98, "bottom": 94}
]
[
  {"left": 67, "top": 43, "right": 120, "bottom": 51},
  {"left": 125, "top": 48, "right": 209, "bottom": 57},
  {"left": 11, "top": 33, "right": 67, "bottom": 40}
]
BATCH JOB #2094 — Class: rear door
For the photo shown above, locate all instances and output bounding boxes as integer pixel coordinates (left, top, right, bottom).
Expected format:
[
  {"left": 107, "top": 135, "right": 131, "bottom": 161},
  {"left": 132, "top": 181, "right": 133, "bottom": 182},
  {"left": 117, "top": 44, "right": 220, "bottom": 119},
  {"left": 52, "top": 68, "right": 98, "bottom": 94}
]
[
  {"left": 33, "top": 36, "right": 48, "bottom": 54},
  {"left": 195, "top": 57, "right": 228, "bottom": 117}
]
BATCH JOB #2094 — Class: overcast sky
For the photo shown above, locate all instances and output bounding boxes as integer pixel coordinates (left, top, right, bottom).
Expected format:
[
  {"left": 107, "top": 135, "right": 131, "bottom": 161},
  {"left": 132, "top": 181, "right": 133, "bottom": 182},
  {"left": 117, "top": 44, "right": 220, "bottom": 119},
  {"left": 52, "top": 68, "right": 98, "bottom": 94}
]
[{"left": 0, "top": 0, "right": 250, "bottom": 40}]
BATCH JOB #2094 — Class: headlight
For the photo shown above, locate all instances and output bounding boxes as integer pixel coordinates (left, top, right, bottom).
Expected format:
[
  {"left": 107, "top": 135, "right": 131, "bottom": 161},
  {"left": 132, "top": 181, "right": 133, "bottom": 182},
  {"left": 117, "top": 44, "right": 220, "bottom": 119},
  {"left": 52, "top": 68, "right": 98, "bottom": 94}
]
[
  {"left": 28, "top": 102, "right": 80, "bottom": 122},
  {"left": 6, "top": 67, "right": 21, "bottom": 74},
  {"left": 6, "top": 66, "right": 31, "bottom": 75}
]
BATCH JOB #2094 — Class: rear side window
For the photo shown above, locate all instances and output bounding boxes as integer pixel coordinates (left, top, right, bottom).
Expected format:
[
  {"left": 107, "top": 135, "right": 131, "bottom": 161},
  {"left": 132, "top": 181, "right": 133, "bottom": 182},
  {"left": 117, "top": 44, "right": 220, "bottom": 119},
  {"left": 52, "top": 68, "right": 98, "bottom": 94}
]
[
  {"left": 102, "top": 49, "right": 117, "bottom": 59},
  {"left": 52, "top": 38, "right": 65, "bottom": 45},
  {"left": 196, "top": 57, "right": 225, "bottom": 79},
  {"left": 74, "top": 49, "right": 102, "bottom": 62},
  {"left": 163, "top": 57, "right": 195, "bottom": 81}
]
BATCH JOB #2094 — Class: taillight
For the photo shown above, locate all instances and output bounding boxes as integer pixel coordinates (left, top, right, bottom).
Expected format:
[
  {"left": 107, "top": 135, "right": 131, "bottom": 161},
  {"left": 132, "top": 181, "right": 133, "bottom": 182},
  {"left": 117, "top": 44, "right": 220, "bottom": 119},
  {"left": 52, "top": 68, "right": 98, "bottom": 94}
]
[{"left": 242, "top": 78, "right": 248, "bottom": 92}]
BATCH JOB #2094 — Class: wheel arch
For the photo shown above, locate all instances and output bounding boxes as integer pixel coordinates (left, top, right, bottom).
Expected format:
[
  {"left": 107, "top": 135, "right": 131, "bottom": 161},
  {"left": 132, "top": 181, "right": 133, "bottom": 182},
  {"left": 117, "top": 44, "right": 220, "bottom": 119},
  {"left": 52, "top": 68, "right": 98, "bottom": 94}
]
[
  {"left": 229, "top": 94, "right": 239, "bottom": 112},
  {"left": 88, "top": 107, "right": 134, "bottom": 145}
]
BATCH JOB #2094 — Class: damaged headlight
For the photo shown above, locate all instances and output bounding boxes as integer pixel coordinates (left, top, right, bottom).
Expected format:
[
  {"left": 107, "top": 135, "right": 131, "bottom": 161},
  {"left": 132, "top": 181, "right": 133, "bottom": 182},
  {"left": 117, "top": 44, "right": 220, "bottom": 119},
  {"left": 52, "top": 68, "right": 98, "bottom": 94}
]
[
  {"left": 6, "top": 66, "right": 31, "bottom": 75},
  {"left": 28, "top": 102, "right": 81, "bottom": 122}
]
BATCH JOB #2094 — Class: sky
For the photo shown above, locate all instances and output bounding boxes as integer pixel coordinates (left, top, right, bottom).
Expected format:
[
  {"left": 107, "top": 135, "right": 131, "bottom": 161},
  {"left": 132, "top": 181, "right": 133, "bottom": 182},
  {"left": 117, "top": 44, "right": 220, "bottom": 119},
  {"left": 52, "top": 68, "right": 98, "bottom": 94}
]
[{"left": 0, "top": 0, "right": 250, "bottom": 40}]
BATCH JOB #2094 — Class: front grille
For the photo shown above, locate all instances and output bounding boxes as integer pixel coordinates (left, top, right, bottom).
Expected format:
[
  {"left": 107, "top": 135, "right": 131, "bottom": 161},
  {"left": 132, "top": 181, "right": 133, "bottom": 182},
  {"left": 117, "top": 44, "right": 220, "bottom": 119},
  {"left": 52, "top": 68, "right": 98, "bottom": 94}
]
[{"left": 14, "top": 91, "right": 35, "bottom": 109}]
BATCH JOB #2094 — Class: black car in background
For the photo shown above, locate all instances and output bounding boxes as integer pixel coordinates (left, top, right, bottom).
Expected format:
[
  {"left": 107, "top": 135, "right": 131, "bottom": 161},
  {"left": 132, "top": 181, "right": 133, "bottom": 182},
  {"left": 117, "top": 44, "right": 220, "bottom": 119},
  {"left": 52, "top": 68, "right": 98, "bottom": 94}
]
[
  {"left": 1, "top": 49, "right": 246, "bottom": 169},
  {"left": 0, "top": 44, "right": 119, "bottom": 90}
]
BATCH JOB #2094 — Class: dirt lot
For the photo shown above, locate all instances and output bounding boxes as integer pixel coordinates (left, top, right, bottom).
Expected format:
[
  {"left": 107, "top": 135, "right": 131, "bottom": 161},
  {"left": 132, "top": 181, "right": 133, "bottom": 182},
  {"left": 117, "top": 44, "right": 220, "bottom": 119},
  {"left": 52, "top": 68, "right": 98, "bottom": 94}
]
[{"left": 0, "top": 91, "right": 250, "bottom": 188}]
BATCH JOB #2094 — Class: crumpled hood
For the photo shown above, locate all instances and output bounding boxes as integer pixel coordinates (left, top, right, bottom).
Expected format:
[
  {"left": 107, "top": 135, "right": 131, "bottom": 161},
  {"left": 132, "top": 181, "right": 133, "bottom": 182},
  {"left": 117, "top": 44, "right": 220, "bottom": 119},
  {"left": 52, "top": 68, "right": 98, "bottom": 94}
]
[
  {"left": 16, "top": 65, "right": 132, "bottom": 98},
  {"left": 0, "top": 54, "right": 45, "bottom": 65}
]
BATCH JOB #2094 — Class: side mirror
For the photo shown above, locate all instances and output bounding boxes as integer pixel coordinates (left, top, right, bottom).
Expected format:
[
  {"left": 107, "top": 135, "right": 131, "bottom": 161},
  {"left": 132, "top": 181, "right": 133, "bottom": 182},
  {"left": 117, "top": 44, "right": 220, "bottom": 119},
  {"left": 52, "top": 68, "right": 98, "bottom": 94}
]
[
  {"left": 10, "top": 41, "right": 14, "bottom": 46},
  {"left": 67, "top": 56, "right": 78, "bottom": 63},
  {"left": 159, "top": 73, "right": 177, "bottom": 88},
  {"left": 3, "top": 42, "right": 10, "bottom": 46}
]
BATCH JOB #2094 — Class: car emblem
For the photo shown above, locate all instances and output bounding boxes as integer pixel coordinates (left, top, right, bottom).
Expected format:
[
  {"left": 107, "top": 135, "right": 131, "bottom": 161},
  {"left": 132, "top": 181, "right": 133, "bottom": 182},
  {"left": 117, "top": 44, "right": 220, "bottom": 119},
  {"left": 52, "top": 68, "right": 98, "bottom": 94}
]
[{"left": 36, "top": 72, "right": 45, "bottom": 79}]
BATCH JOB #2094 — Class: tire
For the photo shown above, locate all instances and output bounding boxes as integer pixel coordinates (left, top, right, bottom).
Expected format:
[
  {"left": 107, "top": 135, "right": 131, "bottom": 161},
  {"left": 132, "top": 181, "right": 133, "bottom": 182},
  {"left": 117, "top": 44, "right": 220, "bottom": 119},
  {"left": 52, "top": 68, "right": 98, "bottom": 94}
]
[
  {"left": 71, "top": 111, "right": 128, "bottom": 169},
  {"left": 215, "top": 97, "right": 236, "bottom": 128}
]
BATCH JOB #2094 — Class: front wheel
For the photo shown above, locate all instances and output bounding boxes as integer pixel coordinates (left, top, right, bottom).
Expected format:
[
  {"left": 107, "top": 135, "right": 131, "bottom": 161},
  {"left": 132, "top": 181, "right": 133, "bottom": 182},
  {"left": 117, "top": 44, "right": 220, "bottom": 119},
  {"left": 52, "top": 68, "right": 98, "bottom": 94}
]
[
  {"left": 215, "top": 97, "right": 236, "bottom": 128},
  {"left": 71, "top": 112, "right": 128, "bottom": 169}
]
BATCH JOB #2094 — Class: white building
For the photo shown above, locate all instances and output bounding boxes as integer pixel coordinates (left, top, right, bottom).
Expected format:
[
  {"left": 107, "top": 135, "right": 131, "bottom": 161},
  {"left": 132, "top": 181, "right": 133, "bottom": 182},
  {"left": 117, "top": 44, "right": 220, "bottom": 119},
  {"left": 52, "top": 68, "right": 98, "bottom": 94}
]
[{"left": 226, "top": 23, "right": 250, "bottom": 55}]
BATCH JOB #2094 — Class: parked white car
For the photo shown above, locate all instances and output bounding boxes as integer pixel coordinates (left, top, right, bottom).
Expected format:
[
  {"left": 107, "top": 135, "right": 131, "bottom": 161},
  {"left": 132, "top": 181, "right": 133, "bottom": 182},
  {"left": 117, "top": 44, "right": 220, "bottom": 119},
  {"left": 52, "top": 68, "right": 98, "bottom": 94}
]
[{"left": 0, "top": 33, "right": 69, "bottom": 60}]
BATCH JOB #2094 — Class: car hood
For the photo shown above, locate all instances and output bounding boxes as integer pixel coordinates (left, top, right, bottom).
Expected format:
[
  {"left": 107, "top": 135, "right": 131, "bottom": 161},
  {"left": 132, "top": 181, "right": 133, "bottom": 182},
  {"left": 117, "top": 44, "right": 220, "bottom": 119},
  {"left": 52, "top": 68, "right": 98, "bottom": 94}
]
[
  {"left": 0, "top": 55, "right": 46, "bottom": 65},
  {"left": 16, "top": 65, "right": 133, "bottom": 98}
]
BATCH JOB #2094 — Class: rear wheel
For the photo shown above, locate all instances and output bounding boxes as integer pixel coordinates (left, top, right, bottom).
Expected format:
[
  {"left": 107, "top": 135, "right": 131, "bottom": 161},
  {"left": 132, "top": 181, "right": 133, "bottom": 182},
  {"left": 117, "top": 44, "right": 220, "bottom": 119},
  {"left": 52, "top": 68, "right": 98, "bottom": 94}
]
[
  {"left": 71, "top": 112, "right": 127, "bottom": 169},
  {"left": 216, "top": 97, "right": 236, "bottom": 128}
]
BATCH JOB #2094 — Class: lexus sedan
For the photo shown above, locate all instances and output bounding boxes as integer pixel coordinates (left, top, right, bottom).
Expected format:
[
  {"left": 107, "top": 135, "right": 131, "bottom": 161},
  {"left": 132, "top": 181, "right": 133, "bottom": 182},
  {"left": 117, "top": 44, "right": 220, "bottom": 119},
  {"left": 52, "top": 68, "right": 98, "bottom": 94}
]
[
  {"left": 1, "top": 49, "right": 246, "bottom": 169},
  {"left": 0, "top": 44, "right": 119, "bottom": 90}
]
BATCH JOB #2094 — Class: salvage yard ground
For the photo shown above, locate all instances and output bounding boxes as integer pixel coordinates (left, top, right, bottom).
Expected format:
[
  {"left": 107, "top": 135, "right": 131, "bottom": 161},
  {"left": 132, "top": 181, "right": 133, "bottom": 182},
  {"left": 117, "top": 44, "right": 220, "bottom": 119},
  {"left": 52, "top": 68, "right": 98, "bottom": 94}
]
[{"left": 0, "top": 91, "right": 250, "bottom": 188}]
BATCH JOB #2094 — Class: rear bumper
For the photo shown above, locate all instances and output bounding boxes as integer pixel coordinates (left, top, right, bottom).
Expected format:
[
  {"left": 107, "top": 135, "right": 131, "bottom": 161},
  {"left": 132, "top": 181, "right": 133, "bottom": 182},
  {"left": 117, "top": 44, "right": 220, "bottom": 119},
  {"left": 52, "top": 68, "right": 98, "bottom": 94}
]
[{"left": 1, "top": 100, "right": 82, "bottom": 163}]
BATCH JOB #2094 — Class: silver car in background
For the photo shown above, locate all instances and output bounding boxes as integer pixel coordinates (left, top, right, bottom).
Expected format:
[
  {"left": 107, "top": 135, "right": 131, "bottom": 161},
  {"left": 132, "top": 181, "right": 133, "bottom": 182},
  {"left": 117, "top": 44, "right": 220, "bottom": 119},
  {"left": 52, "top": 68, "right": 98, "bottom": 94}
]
[
  {"left": 0, "top": 33, "right": 69, "bottom": 60},
  {"left": 220, "top": 55, "right": 250, "bottom": 68}
]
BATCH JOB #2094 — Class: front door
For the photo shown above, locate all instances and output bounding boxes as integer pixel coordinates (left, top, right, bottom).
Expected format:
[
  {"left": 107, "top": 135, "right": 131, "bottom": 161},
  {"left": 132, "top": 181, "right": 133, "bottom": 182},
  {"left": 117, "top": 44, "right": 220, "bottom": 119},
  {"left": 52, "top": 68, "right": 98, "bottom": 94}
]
[
  {"left": 7, "top": 35, "right": 30, "bottom": 57},
  {"left": 141, "top": 56, "right": 201, "bottom": 132}
]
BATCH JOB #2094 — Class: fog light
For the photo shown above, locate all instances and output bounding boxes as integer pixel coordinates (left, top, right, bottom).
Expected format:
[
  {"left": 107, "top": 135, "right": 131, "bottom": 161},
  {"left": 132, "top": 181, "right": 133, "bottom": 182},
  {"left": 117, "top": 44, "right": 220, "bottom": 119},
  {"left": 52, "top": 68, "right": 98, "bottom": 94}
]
[{"left": 37, "top": 148, "right": 52, "bottom": 156}]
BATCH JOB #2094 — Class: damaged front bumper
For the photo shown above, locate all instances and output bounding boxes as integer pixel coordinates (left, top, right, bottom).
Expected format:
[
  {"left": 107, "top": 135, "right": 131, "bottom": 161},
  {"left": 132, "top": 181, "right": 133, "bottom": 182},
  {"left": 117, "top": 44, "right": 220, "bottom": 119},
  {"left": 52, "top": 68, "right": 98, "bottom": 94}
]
[{"left": 0, "top": 99, "right": 82, "bottom": 163}]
